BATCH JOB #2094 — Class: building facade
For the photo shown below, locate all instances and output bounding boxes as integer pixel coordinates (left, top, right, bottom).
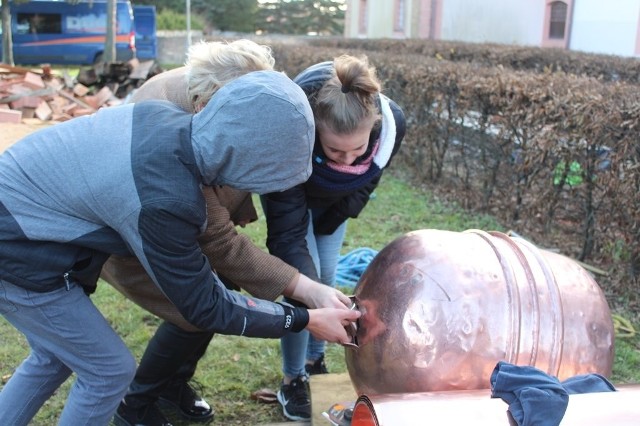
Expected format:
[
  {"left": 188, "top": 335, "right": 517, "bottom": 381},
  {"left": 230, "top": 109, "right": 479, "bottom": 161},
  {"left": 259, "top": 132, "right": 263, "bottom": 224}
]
[{"left": 344, "top": 0, "right": 640, "bottom": 57}]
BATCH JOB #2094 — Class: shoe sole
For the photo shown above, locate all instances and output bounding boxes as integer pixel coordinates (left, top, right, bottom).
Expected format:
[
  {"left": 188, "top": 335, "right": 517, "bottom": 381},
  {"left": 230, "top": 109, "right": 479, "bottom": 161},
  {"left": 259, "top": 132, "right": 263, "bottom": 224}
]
[
  {"left": 157, "top": 397, "right": 215, "bottom": 424},
  {"left": 276, "top": 390, "right": 311, "bottom": 422}
]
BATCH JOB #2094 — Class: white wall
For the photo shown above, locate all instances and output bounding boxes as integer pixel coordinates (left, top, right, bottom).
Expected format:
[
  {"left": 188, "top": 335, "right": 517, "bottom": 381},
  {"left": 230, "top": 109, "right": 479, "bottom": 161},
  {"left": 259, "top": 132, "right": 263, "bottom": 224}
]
[
  {"left": 366, "top": 1, "right": 396, "bottom": 37},
  {"left": 344, "top": 0, "right": 640, "bottom": 58},
  {"left": 439, "top": 0, "right": 545, "bottom": 46},
  {"left": 570, "top": 0, "right": 640, "bottom": 56},
  {"left": 344, "top": 0, "right": 393, "bottom": 38},
  {"left": 344, "top": 0, "right": 359, "bottom": 37}
]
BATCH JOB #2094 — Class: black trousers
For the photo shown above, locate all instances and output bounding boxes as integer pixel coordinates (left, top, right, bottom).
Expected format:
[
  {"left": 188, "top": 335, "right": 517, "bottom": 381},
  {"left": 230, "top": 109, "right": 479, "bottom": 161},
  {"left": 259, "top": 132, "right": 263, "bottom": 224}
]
[{"left": 125, "top": 321, "right": 214, "bottom": 407}]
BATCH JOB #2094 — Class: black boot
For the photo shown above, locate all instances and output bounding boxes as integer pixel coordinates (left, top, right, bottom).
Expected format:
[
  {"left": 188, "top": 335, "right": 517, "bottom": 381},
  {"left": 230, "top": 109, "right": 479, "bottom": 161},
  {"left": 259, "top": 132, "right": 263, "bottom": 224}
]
[
  {"left": 158, "top": 381, "right": 214, "bottom": 423},
  {"left": 113, "top": 401, "right": 173, "bottom": 426}
]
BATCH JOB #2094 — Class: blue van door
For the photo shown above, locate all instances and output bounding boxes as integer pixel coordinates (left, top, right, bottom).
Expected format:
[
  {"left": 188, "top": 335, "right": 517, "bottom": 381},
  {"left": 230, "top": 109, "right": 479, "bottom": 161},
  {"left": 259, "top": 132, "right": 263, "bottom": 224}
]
[
  {"left": 133, "top": 5, "right": 157, "bottom": 60},
  {"left": 6, "top": 0, "right": 135, "bottom": 65}
]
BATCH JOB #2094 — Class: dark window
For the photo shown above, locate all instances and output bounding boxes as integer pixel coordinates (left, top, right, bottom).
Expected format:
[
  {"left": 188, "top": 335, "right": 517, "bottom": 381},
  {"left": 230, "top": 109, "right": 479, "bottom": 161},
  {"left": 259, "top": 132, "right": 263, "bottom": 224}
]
[
  {"left": 549, "top": 1, "right": 567, "bottom": 39},
  {"left": 17, "top": 13, "right": 62, "bottom": 34}
]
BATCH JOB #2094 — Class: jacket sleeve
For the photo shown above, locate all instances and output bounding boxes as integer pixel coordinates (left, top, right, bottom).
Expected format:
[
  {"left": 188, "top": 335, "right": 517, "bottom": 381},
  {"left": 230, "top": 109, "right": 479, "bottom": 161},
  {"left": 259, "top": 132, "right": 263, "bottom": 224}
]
[
  {"left": 314, "top": 99, "right": 407, "bottom": 235},
  {"left": 261, "top": 184, "right": 320, "bottom": 282},
  {"left": 135, "top": 199, "right": 308, "bottom": 337},
  {"left": 198, "top": 187, "right": 297, "bottom": 301}
]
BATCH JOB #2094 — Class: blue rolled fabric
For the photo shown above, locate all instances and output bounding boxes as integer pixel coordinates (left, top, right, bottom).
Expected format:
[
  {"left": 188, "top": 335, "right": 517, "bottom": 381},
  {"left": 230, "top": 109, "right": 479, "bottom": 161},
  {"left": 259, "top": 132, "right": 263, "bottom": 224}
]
[
  {"left": 561, "top": 373, "right": 616, "bottom": 394},
  {"left": 490, "top": 361, "right": 618, "bottom": 426},
  {"left": 490, "top": 361, "right": 569, "bottom": 426}
]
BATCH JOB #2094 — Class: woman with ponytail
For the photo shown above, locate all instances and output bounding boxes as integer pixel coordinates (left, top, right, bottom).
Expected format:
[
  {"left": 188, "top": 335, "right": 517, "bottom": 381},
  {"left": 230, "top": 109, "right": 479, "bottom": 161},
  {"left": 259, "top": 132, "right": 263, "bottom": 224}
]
[{"left": 261, "top": 54, "right": 406, "bottom": 422}]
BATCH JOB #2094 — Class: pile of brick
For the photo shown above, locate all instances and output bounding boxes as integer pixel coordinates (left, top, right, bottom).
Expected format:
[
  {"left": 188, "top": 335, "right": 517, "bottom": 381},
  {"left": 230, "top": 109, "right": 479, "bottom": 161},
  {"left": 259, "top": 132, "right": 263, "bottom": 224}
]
[{"left": 0, "top": 59, "right": 162, "bottom": 124}]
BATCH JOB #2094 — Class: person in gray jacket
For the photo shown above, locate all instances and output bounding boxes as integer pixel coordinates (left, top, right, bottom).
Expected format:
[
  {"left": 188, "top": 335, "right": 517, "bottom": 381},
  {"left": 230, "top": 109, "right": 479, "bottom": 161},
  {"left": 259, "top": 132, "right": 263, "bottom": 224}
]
[{"left": 0, "top": 69, "right": 360, "bottom": 426}]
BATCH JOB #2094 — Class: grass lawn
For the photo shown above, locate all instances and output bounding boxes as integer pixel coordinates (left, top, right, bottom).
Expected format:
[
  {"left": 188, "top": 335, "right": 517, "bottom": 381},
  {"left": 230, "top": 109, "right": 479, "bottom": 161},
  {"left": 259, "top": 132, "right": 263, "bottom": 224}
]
[{"left": 1, "top": 171, "right": 638, "bottom": 425}]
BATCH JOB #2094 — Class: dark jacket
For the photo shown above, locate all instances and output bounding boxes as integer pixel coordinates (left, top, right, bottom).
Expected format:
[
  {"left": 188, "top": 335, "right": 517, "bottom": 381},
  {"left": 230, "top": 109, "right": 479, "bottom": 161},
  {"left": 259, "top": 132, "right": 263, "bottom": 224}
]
[{"left": 261, "top": 61, "right": 406, "bottom": 281}]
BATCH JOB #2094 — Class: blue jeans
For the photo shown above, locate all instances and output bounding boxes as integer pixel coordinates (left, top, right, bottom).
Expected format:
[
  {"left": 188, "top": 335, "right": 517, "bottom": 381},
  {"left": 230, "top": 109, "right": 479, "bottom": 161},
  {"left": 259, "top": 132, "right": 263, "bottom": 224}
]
[
  {"left": 0, "top": 279, "right": 136, "bottom": 426},
  {"left": 281, "top": 209, "right": 347, "bottom": 379}
]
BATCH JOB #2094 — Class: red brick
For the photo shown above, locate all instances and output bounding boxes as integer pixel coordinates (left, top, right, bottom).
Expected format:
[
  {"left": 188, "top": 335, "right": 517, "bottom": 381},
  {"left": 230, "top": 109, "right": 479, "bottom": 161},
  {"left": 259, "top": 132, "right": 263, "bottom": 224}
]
[
  {"left": 0, "top": 109, "right": 22, "bottom": 123},
  {"left": 10, "top": 95, "right": 42, "bottom": 110},
  {"left": 48, "top": 96, "right": 67, "bottom": 115},
  {"left": 47, "top": 80, "right": 64, "bottom": 92},
  {"left": 51, "top": 113, "right": 73, "bottom": 122},
  {"left": 73, "top": 83, "right": 90, "bottom": 97},
  {"left": 7, "top": 83, "right": 31, "bottom": 95},
  {"left": 22, "top": 71, "right": 45, "bottom": 89},
  {"left": 35, "top": 101, "right": 53, "bottom": 121},
  {"left": 72, "top": 108, "right": 94, "bottom": 117},
  {"left": 20, "top": 107, "right": 35, "bottom": 120},
  {"left": 82, "top": 95, "right": 100, "bottom": 110},
  {"left": 62, "top": 103, "right": 78, "bottom": 115}
]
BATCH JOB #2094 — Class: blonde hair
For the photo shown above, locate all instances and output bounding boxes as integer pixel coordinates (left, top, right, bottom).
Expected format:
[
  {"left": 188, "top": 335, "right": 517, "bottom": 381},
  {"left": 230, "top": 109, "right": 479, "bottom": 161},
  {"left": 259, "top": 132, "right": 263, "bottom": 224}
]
[
  {"left": 185, "top": 39, "right": 275, "bottom": 109},
  {"left": 313, "top": 55, "right": 381, "bottom": 134}
]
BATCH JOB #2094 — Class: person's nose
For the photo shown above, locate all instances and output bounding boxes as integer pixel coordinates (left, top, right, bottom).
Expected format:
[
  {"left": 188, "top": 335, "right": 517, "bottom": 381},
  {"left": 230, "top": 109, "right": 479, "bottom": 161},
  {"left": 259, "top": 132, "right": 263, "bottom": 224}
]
[{"left": 339, "top": 153, "right": 357, "bottom": 165}]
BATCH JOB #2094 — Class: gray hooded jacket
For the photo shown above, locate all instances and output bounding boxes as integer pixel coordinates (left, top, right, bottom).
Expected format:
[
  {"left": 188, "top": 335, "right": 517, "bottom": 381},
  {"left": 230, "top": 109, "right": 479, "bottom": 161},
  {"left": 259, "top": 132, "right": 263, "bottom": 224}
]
[{"left": 0, "top": 70, "right": 314, "bottom": 337}]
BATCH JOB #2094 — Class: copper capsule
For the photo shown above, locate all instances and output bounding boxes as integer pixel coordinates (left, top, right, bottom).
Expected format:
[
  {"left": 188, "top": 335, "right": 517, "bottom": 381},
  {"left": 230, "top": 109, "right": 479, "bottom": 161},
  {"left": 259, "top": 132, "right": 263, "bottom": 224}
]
[{"left": 345, "top": 229, "right": 614, "bottom": 395}]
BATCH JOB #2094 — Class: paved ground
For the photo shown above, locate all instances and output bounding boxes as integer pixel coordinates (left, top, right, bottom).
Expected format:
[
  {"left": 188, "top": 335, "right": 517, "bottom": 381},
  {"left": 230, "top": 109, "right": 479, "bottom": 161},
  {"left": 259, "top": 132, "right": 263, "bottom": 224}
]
[
  {"left": 310, "top": 373, "right": 356, "bottom": 425},
  {"left": 262, "top": 373, "right": 356, "bottom": 425},
  {"left": 0, "top": 120, "right": 52, "bottom": 152}
]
